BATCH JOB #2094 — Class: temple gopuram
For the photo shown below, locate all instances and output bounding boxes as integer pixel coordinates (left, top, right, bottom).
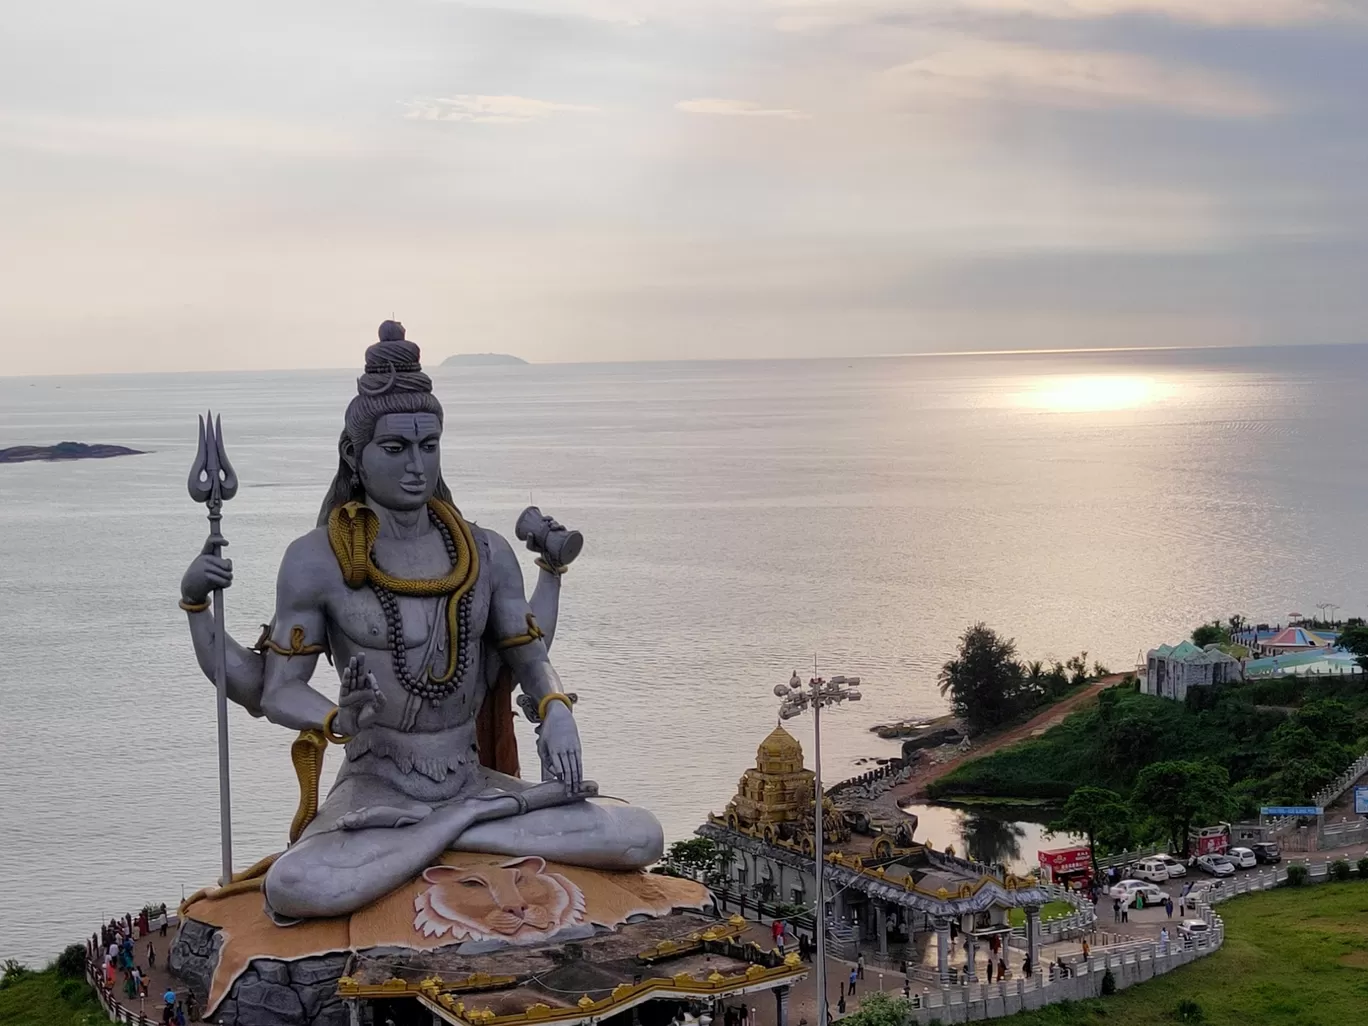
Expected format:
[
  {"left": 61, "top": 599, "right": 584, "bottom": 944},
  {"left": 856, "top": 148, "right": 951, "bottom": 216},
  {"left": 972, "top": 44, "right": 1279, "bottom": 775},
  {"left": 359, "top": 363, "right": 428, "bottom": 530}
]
[{"left": 698, "top": 726, "right": 1056, "bottom": 982}]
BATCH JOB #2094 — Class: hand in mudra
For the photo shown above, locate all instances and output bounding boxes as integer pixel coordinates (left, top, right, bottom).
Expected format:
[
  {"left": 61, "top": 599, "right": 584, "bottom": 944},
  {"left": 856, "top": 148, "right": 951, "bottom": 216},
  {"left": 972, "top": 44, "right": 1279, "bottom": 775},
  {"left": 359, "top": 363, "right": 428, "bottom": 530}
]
[
  {"left": 537, "top": 702, "right": 585, "bottom": 794},
  {"left": 335, "top": 654, "right": 386, "bottom": 735}
]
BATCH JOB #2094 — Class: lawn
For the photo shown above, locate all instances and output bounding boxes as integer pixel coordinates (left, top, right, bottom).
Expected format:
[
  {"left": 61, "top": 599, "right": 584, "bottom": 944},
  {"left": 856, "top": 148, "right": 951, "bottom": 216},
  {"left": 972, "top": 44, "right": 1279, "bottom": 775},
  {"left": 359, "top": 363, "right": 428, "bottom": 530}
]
[
  {"left": 1007, "top": 900, "right": 1076, "bottom": 927},
  {"left": 0, "top": 967, "right": 104, "bottom": 1026},
  {"left": 1003, "top": 882, "right": 1368, "bottom": 1025}
]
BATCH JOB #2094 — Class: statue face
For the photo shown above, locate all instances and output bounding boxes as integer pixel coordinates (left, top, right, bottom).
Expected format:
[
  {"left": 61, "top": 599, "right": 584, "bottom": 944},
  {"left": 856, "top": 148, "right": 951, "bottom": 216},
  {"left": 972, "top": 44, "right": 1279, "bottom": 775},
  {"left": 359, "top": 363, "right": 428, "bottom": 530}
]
[{"left": 358, "top": 412, "right": 442, "bottom": 511}]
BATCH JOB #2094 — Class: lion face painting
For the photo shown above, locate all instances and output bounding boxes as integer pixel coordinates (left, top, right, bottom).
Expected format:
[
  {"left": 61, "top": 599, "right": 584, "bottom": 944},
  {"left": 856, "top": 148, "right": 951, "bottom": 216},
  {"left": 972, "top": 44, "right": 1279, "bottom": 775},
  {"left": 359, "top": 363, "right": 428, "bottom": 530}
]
[{"left": 414, "top": 856, "right": 587, "bottom": 944}]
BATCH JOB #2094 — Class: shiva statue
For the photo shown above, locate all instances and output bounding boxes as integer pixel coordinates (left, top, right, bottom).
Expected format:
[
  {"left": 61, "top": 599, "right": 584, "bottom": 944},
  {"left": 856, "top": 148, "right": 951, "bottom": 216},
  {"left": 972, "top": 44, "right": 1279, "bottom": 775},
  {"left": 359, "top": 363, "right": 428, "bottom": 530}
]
[{"left": 176, "top": 321, "right": 663, "bottom": 922}]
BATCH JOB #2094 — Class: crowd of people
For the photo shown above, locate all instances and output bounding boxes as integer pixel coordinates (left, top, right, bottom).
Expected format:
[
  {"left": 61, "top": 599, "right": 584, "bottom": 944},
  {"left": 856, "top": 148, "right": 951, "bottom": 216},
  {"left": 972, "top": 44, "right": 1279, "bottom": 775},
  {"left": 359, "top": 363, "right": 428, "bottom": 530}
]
[{"left": 95, "top": 911, "right": 197, "bottom": 1024}]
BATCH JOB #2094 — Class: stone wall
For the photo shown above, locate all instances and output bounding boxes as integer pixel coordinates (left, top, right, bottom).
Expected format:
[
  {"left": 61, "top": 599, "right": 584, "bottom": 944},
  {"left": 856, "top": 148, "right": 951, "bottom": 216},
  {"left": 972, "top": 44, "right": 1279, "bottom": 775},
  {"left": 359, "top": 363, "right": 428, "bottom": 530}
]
[{"left": 168, "top": 918, "right": 349, "bottom": 1026}]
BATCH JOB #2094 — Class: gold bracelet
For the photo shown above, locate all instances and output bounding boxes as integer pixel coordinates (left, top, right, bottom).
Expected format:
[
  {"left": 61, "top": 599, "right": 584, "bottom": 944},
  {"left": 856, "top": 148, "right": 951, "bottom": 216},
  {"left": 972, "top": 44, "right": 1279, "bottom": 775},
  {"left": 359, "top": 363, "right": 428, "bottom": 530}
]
[
  {"left": 179, "top": 597, "right": 211, "bottom": 613},
  {"left": 322, "top": 707, "right": 354, "bottom": 745},
  {"left": 535, "top": 558, "right": 568, "bottom": 577},
  {"left": 537, "top": 692, "right": 575, "bottom": 722}
]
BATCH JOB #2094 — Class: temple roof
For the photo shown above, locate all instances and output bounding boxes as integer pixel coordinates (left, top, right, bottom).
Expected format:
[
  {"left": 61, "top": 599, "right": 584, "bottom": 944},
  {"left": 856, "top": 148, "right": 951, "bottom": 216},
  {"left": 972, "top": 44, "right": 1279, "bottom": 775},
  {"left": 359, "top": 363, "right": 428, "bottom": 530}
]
[{"left": 757, "top": 725, "right": 803, "bottom": 764}]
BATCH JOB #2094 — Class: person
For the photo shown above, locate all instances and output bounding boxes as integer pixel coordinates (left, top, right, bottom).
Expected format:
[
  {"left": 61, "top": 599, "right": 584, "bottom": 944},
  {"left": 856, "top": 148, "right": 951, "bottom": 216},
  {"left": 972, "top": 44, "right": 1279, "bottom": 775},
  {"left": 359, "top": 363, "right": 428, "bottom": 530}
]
[
  {"left": 986, "top": 958, "right": 994, "bottom": 983},
  {"left": 837, "top": 994, "right": 846, "bottom": 1015},
  {"left": 160, "top": 917, "right": 168, "bottom": 937},
  {"left": 1022, "top": 955, "right": 1032, "bottom": 978},
  {"left": 177, "top": 322, "right": 664, "bottom": 922},
  {"left": 131, "top": 966, "right": 142, "bottom": 993},
  {"left": 857, "top": 953, "right": 865, "bottom": 980},
  {"left": 176, "top": 1002, "right": 186, "bottom": 1026},
  {"left": 1081, "top": 940, "right": 1090, "bottom": 961},
  {"left": 849, "top": 966, "right": 858, "bottom": 996},
  {"left": 903, "top": 978, "right": 911, "bottom": 998},
  {"left": 1121, "top": 902, "right": 1129, "bottom": 924},
  {"left": 147, "top": 941, "right": 156, "bottom": 969},
  {"left": 1112, "top": 898, "right": 1121, "bottom": 923},
  {"left": 998, "top": 957, "right": 1008, "bottom": 980},
  {"left": 1165, "top": 897, "right": 1174, "bottom": 919},
  {"left": 163, "top": 989, "right": 176, "bottom": 1006}
]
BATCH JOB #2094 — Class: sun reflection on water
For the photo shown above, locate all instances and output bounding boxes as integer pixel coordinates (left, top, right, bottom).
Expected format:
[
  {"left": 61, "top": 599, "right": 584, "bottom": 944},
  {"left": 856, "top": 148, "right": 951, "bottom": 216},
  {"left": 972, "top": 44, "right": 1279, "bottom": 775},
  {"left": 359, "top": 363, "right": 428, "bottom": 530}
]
[{"left": 1017, "top": 374, "right": 1175, "bottom": 413}]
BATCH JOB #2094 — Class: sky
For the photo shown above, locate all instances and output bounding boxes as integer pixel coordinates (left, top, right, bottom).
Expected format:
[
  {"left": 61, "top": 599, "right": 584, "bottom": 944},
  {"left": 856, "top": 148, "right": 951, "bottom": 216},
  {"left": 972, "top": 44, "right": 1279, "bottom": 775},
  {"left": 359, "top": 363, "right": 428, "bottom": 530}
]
[{"left": 1, "top": 0, "right": 1366, "bottom": 373}]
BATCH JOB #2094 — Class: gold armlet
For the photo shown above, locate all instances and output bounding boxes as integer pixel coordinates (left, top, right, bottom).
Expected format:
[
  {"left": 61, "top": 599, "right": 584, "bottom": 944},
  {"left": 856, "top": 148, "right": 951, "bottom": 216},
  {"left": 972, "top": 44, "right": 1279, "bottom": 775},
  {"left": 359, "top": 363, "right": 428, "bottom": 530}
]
[
  {"left": 537, "top": 692, "right": 575, "bottom": 722},
  {"left": 322, "top": 707, "right": 353, "bottom": 745},
  {"left": 179, "top": 597, "right": 211, "bottom": 613},
  {"left": 496, "top": 613, "right": 546, "bottom": 651},
  {"left": 256, "top": 625, "right": 326, "bottom": 658},
  {"left": 535, "top": 558, "right": 568, "bottom": 577}
]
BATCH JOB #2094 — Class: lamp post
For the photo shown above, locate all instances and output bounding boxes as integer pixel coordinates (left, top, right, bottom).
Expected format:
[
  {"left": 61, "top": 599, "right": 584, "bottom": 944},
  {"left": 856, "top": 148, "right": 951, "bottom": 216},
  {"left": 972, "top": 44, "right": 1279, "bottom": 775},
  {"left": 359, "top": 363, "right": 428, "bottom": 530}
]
[{"left": 774, "top": 669, "right": 863, "bottom": 1026}]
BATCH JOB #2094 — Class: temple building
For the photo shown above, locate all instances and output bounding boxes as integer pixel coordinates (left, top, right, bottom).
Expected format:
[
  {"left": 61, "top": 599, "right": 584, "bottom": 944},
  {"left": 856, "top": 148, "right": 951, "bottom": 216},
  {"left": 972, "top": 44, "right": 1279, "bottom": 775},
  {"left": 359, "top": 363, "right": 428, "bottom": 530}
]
[{"left": 698, "top": 725, "right": 1056, "bottom": 983}]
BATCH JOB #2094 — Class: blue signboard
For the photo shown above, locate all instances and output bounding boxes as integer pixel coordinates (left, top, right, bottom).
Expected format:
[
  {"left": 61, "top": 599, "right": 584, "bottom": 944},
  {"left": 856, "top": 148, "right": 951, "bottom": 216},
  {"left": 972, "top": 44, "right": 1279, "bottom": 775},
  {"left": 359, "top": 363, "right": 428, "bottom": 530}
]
[
  {"left": 1260, "top": 806, "right": 1322, "bottom": 817},
  {"left": 1355, "top": 787, "right": 1368, "bottom": 816}
]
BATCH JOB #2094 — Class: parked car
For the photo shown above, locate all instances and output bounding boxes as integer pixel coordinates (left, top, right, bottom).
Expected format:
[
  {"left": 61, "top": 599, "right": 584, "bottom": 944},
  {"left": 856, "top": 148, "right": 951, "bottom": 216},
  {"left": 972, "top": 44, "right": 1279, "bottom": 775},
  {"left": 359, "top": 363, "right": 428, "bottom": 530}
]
[
  {"left": 1109, "top": 879, "right": 1169, "bottom": 907},
  {"left": 1177, "top": 918, "right": 1211, "bottom": 941},
  {"left": 1195, "top": 854, "right": 1235, "bottom": 876},
  {"left": 1227, "top": 847, "right": 1257, "bottom": 869},
  {"left": 1251, "top": 842, "right": 1281, "bottom": 864},
  {"left": 1132, "top": 858, "right": 1173, "bottom": 883},
  {"left": 1156, "top": 854, "right": 1187, "bottom": 877}
]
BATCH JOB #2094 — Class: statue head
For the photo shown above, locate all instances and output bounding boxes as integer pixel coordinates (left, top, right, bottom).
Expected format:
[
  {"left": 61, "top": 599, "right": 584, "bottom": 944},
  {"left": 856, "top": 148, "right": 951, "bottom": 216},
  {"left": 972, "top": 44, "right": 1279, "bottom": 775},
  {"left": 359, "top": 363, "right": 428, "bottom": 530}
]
[{"left": 317, "top": 321, "right": 454, "bottom": 524}]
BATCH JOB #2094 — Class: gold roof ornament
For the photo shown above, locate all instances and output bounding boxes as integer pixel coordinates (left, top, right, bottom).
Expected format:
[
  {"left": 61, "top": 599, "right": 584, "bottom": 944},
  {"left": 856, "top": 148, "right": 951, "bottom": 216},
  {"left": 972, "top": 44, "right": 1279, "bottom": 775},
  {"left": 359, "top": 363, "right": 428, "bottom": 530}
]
[{"left": 578, "top": 995, "right": 596, "bottom": 1009}]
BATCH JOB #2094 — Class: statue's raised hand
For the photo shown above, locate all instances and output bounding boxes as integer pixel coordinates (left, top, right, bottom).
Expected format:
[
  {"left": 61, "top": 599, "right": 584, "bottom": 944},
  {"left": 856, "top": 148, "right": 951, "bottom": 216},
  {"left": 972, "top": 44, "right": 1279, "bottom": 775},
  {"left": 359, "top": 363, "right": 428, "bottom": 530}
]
[
  {"left": 335, "top": 654, "right": 386, "bottom": 736},
  {"left": 537, "top": 703, "right": 584, "bottom": 794},
  {"left": 181, "top": 537, "right": 233, "bottom": 604}
]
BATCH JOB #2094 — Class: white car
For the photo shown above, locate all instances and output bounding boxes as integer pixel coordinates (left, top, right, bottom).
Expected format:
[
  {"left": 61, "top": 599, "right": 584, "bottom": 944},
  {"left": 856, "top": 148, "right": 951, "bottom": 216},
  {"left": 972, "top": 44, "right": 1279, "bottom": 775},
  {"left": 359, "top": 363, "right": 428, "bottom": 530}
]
[
  {"left": 1195, "top": 854, "right": 1235, "bottom": 876},
  {"left": 1132, "top": 858, "right": 1173, "bottom": 884},
  {"left": 1177, "top": 918, "right": 1211, "bottom": 941},
  {"left": 1109, "top": 879, "right": 1169, "bottom": 907},
  {"left": 1227, "top": 847, "right": 1257, "bottom": 869},
  {"left": 1156, "top": 854, "right": 1187, "bottom": 877}
]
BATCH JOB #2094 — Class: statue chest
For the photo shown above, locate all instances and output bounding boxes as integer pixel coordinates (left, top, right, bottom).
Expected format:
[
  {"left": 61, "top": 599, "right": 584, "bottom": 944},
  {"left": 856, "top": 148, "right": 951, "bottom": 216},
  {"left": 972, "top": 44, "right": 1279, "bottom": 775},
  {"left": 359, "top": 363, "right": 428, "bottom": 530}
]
[{"left": 329, "top": 568, "right": 492, "bottom": 652}]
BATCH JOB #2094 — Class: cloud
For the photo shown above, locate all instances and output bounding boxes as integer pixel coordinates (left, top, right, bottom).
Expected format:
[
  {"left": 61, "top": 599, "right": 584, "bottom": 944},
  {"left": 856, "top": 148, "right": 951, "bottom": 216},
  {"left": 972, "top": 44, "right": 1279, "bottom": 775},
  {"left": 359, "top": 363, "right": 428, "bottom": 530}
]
[
  {"left": 885, "top": 40, "right": 1274, "bottom": 116},
  {"left": 675, "top": 98, "right": 809, "bottom": 119},
  {"left": 771, "top": 0, "right": 1357, "bottom": 31},
  {"left": 403, "top": 95, "right": 599, "bottom": 124}
]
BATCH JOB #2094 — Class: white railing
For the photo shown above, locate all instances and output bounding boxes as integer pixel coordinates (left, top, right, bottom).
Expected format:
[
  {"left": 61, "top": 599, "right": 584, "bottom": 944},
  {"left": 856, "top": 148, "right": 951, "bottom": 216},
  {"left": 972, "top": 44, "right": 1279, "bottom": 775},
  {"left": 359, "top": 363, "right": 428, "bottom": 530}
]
[{"left": 1314, "top": 752, "right": 1368, "bottom": 809}]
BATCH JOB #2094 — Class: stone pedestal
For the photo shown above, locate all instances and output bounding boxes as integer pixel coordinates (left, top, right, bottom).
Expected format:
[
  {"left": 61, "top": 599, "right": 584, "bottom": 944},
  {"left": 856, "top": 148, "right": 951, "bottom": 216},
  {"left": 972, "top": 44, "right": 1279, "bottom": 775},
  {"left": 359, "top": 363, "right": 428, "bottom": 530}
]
[{"left": 169, "top": 921, "right": 348, "bottom": 1026}]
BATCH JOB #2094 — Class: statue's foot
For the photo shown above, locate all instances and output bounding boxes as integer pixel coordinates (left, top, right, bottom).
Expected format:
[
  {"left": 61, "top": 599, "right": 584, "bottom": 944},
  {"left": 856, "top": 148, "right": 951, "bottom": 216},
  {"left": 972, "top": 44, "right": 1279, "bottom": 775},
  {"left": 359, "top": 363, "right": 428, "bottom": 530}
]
[{"left": 338, "top": 800, "right": 434, "bottom": 831}]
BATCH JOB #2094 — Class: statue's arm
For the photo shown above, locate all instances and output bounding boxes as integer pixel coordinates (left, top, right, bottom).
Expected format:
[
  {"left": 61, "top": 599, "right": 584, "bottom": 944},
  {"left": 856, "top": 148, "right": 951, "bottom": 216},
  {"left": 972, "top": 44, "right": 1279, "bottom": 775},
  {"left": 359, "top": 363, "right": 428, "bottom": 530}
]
[
  {"left": 484, "top": 528, "right": 584, "bottom": 789},
  {"left": 256, "top": 534, "right": 337, "bottom": 731},
  {"left": 183, "top": 613, "right": 267, "bottom": 717},
  {"left": 180, "top": 546, "right": 266, "bottom": 716},
  {"left": 484, "top": 528, "right": 564, "bottom": 702}
]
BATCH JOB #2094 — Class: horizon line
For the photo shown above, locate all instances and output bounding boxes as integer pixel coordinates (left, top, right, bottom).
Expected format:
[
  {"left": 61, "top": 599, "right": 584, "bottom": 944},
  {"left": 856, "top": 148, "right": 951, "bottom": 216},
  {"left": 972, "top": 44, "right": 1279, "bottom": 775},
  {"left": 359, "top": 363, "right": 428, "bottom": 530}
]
[{"left": 2, "top": 340, "right": 1363, "bottom": 381}]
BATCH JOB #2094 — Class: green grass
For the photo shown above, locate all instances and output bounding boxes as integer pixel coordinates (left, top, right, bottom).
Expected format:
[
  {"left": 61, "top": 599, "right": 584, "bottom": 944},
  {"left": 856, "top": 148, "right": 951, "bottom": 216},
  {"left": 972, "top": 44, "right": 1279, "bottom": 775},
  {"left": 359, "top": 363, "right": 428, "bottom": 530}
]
[
  {"left": 1006, "top": 900, "right": 1075, "bottom": 927},
  {"left": 0, "top": 968, "right": 104, "bottom": 1026},
  {"left": 1003, "top": 882, "right": 1368, "bottom": 1025}
]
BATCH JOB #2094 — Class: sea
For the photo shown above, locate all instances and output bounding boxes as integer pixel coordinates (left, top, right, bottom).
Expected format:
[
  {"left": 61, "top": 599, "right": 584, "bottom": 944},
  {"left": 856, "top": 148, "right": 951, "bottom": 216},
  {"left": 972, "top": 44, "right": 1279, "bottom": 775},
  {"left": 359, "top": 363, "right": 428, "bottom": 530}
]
[{"left": 3, "top": 344, "right": 1367, "bottom": 963}]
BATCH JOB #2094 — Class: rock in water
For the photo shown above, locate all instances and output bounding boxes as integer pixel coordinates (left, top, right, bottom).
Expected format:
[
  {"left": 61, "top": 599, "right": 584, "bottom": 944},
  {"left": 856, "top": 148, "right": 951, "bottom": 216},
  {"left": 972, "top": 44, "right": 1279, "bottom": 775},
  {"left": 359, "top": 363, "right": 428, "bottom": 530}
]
[{"left": 0, "top": 442, "right": 146, "bottom": 464}]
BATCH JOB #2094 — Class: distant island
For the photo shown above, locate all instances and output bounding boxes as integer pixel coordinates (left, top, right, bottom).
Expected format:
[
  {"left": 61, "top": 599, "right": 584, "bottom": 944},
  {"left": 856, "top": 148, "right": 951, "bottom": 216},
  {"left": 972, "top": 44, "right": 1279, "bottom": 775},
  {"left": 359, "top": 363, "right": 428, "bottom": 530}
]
[
  {"left": 0, "top": 442, "right": 147, "bottom": 464},
  {"left": 440, "top": 353, "right": 528, "bottom": 367}
]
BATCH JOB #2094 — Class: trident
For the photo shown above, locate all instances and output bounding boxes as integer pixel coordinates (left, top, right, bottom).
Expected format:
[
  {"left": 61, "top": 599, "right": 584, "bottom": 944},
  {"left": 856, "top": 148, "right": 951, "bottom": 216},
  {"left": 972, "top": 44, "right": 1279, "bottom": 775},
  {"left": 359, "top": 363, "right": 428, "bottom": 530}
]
[{"left": 188, "top": 412, "right": 239, "bottom": 886}]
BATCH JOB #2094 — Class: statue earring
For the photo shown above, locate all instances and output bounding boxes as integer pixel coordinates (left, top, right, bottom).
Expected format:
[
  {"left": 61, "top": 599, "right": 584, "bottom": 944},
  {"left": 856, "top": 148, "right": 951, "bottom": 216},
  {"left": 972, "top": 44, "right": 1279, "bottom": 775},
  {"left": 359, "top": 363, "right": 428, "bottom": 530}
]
[{"left": 350, "top": 471, "right": 361, "bottom": 492}]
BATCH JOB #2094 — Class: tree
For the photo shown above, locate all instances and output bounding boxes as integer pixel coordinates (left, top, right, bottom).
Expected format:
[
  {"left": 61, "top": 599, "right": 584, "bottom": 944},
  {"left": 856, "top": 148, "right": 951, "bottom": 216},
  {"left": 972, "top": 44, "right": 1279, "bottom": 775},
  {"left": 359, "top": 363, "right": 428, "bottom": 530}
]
[
  {"left": 1049, "top": 786, "right": 1131, "bottom": 877},
  {"left": 1336, "top": 624, "right": 1368, "bottom": 672},
  {"left": 1130, "top": 761, "right": 1232, "bottom": 855},
  {"left": 839, "top": 992, "right": 914, "bottom": 1026},
  {"left": 938, "top": 623, "right": 1028, "bottom": 733},
  {"left": 661, "top": 838, "right": 718, "bottom": 879},
  {"left": 1191, "top": 622, "right": 1230, "bottom": 647}
]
